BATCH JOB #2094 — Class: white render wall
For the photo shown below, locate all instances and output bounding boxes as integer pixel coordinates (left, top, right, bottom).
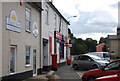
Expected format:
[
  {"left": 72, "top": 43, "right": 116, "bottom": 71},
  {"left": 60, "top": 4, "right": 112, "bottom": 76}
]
[
  {"left": 42, "top": 1, "right": 69, "bottom": 65},
  {"left": 2, "top": 2, "right": 41, "bottom": 76},
  {"left": 0, "top": 1, "right": 2, "bottom": 78}
]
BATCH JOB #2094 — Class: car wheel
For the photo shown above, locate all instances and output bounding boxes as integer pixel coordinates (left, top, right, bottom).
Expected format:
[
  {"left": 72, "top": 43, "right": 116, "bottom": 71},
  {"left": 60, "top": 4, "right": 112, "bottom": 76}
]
[
  {"left": 87, "top": 76, "right": 95, "bottom": 81},
  {"left": 92, "top": 65, "right": 98, "bottom": 69},
  {"left": 73, "top": 64, "right": 79, "bottom": 70}
]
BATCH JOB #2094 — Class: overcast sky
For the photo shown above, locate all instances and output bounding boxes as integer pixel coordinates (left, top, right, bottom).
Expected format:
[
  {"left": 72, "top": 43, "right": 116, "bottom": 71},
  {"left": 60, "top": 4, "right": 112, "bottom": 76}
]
[{"left": 53, "top": 0, "right": 119, "bottom": 41}]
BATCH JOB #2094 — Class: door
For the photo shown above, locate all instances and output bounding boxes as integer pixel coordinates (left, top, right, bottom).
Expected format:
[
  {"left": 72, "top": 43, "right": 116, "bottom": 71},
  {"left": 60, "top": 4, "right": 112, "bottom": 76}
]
[
  {"left": 10, "top": 46, "right": 16, "bottom": 73},
  {"left": 43, "top": 43, "right": 48, "bottom": 66},
  {"left": 101, "top": 61, "right": 120, "bottom": 76},
  {"left": 33, "top": 49, "right": 37, "bottom": 76}
]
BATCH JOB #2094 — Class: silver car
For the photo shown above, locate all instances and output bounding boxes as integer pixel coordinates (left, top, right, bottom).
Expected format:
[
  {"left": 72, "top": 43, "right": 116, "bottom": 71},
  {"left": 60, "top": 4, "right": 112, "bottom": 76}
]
[{"left": 72, "top": 54, "right": 109, "bottom": 70}]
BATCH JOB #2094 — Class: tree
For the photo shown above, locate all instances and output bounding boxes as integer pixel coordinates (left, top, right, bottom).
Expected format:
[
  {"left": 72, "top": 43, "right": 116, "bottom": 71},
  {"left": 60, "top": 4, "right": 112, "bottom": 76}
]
[
  {"left": 85, "top": 38, "right": 97, "bottom": 52},
  {"left": 99, "top": 37, "right": 108, "bottom": 44},
  {"left": 102, "top": 45, "right": 107, "bottom": 52},
  {"left": 70, "top": 37, "right": 98, "bottom": 55}
]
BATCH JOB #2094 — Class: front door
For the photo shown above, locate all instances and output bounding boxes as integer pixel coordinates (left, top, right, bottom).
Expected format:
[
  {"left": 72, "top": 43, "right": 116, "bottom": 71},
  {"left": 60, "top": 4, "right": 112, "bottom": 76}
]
[
  {"left": 43, "top": 43, "right": 48, "bottom": 66},
  {"left": 33, "top": 49, "right": 37, "bottom": 76},
  {"left": 10, "top": 46, "right": 16, "bottom": 73}
]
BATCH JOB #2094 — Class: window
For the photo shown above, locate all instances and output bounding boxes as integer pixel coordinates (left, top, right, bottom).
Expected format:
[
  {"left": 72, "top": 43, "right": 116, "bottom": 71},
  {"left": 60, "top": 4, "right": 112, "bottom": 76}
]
[
  {"left": 54, "top": 14, "right": 57, "bottom": 28},
  {"left": 60, "top": 21, "right": 63, "bottom": 33},
  {"left": 104, "top": 61, "right": 120, "bottom": 70},
  {"left": 25, "top": 7, "right": 31, "bottom": 32},
  {"left": 25, "top": 46, "right": 31, "bottom": 66},
  {"left": 10, "top": 46, "right": 16, "bottom": 73},
  {"left": 45, "top": 6, "right": 49, "bottom": 24}
]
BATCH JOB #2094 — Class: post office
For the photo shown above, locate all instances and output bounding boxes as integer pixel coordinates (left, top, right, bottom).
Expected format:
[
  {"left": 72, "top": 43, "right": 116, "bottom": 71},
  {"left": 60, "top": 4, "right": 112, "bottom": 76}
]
[{"left": 42, "top": 1, "right": 70, "bottom": 71}]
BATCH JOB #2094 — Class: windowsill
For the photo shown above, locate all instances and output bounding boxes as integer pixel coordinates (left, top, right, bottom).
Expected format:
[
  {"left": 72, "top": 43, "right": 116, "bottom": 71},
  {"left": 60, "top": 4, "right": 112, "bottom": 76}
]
[
  {"left": 45, "top": 23, "right": 49, "bottom": 25},
  {"left": 10, "top": 72, "right": 16, "bottom": 75},
  {"left": 26, "top": 30, "right": 31, "bottom": 33},
  {"left": 25, "top": 64, "right": 31, "bottom": 67}
]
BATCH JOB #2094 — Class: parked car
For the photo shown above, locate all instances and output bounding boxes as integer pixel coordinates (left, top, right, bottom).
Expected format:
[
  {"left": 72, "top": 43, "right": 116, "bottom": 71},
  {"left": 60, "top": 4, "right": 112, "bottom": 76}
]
[
  {"left": 94, "top": 74, "right": 120, "bottom": 81},
  {"left": 87, "top": 52, "right": 110, "bottom": 61},
  {"left": 82, "top": 59, "right": 120, "bottom": 81},
  {"left": 72, "top": 54, "right": 109, "bottom": 70}
]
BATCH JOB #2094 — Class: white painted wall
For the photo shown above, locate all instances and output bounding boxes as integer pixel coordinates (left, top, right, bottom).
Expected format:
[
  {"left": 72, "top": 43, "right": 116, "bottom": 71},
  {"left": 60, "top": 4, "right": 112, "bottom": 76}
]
[
  {"left": 0, "top": 1, "right": 2, "bottom": 78},
  {"left": 42, "top": 2, "right": 69, "bottom": 65},
  {"left": 2, "top": 2, "right": 41, "bottom": 76}
]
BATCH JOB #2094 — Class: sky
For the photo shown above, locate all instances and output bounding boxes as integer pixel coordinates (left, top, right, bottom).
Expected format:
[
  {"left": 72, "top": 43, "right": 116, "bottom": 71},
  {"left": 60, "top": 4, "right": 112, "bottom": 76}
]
[{"left": 52, "top": 0, "right": 119, "bottom": 41}]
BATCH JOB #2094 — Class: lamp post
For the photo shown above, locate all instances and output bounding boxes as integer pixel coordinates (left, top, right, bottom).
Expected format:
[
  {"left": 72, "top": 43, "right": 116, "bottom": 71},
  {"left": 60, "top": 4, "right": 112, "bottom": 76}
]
[
  {"left": 66, "top": 16, "right": 77, "bottom": 65},
  {"left": 67, "top": 15, "right": 77, "bottom": 19}
]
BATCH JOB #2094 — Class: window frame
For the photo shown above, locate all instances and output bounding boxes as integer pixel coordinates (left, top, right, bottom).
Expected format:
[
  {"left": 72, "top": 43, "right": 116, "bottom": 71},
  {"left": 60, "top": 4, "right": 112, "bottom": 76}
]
[
  {"left": 45, "top": 5, "right": 49, "bottom": 24},
  {"left": 25, "top": 7, "right": 31, "bottom": 32},
  {"left": 25, "top": 45, "right": 31, "bottom": 66},
  {"left": 54, "top": 14, "right": 57, "bottom": 28}
]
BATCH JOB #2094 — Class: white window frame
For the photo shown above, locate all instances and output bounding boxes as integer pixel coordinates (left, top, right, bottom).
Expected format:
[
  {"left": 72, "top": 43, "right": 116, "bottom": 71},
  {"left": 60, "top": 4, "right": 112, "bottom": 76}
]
[
  {"left": 45, "top": 5, "right": 49, "bottom": 24},
  {"left": 25, "top": 46, "right": 31, "bottom": 66},
  {"left": 54, "top": 14, "right": 57, "bottom": 28},
  {"left": 25, "top": 7, "right": 31, "bottom": 32},
  {"left": 33, "top": 49, "right": 37, "bottom": 76},
  {"left": 9, "top": 46, "right": 16, "bottom": 74}
]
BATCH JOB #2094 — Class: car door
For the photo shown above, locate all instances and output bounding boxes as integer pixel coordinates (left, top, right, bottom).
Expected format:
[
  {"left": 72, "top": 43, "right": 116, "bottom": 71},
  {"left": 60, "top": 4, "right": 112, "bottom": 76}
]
[
  {"left": 79, "top": 55, "right": 94, "bottom": 69},
  {"left": 101, "top": 61, "right": 120, "bottom": 76}
]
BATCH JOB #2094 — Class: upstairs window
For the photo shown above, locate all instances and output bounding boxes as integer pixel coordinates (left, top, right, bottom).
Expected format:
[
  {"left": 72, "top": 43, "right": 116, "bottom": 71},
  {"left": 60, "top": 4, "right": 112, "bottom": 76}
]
[
  {"left": 45, "top": 6, "right": 49, "bottom": 24},
  {"left": 54, "top": 14, "right": 57, "bottom": 28},
  {"left": 25, "top": 7, "right": 31, "bottom": 32}
]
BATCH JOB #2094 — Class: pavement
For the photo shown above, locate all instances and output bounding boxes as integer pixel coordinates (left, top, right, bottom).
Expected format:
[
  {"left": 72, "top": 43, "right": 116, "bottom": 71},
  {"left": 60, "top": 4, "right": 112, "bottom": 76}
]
[{"left": 23, "top": 64, "right": 82, "bottom": 81}]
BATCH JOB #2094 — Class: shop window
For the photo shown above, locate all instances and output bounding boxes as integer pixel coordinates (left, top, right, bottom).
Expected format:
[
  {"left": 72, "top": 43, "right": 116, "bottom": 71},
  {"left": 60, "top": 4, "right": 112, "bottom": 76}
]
[{"left": 60, "top": 40, "right": 64, "bottom": 59}]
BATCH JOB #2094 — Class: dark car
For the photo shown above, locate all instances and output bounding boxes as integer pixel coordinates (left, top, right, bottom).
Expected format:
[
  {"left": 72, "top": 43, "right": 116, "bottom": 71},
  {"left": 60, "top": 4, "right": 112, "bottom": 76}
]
[
  {"left": 72, "top": 54, "right": 109, "bottom": 70},
  {"left": 82, "top": 59, "right": 120, "bottom": 81}
]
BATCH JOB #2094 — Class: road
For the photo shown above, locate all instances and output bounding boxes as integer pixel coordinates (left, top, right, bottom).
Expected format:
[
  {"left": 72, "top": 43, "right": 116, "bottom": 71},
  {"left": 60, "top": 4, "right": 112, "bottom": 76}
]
[{"left": 54, "top": 65, "right": 87, "bottom": 81}]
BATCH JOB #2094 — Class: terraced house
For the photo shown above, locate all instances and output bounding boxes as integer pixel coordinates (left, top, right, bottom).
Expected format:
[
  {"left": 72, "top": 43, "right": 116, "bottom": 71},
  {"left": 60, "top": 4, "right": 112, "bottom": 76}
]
[
  {"left": 0, "top": 0, "right": 70, "bottom": 80},
  {"left": 108, "top": 27, "right": 120, "bottom": 58},
  {"left": 42, "top": 0, "right": 70, "bottom": 71},
  {"left": 0, "top": 2, "right": 43, "bottom": 80}
]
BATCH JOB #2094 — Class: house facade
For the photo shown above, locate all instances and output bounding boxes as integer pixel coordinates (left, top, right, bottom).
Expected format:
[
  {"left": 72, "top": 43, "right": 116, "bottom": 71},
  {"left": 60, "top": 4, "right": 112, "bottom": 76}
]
[
  {"left": 0, "top": 2, "right": 2, "bottom": 80},
  {"left": 117, "top": 27, "right": 120, "bottom": 57},
  {"left": 42, "top": 1, "right": 70, "bottom": 71},
  {"left": 108, "top": 27, "right": 120, "bottom": 57},
  {"left": 1, "top": 2, "right": 42, "bottom": 80},
  {"left": 108, "top": 35, "right": 119, "bottom": 57},
  {"left": 96, "top": 43, "right": 105, "bottom": 52},
  {"left": 0, "top": 0, "right": 70, "bottom": 80}
]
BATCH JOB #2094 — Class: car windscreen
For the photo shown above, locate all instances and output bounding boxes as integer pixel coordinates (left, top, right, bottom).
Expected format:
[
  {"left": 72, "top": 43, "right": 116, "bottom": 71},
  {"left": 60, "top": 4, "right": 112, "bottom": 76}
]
[
  {"left": 89, "top": 55, "right": 102, "bottom": 60},
  {"left": 103, "top": 53, "right": 110, "bottom": 58}
]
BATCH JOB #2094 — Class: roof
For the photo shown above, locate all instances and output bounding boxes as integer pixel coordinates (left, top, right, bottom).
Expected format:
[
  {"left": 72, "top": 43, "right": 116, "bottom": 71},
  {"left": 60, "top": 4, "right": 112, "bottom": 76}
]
[
  {"left": 108, "top": 35, "right": 120, "bottom": 40},
  {"left": 47, "top": 2, "right": 70, "bottom": 25},
  {"left": 29, "top": 2, "right": 43, "bottom": 11},
  {"left": 96, "top": 43, "right": 105, "bottom": 47}
]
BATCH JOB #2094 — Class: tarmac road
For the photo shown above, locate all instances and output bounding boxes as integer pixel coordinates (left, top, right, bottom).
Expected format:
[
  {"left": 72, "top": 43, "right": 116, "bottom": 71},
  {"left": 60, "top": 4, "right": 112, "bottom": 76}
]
[{"left": 54, "top": 65, "right": 85, "bottom": 81}]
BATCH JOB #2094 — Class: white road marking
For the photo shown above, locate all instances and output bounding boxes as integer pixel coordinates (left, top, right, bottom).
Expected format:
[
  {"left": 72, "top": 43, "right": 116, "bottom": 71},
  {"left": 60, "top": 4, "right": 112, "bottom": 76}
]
[{"left": 76, "top": 72, "right": 83, "bottom": 77}]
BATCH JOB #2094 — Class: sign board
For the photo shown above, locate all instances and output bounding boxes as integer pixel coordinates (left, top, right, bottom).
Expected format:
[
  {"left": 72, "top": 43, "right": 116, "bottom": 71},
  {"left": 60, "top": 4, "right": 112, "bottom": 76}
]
[
  {"left": 56, "top": 31, "right": 63, "bottom": 40},
  {"left": 32, "top": 21, "right": 39, "bottom": 37},
  {"left": 6, "top": 10, "right": 21, "bottom": 33}
]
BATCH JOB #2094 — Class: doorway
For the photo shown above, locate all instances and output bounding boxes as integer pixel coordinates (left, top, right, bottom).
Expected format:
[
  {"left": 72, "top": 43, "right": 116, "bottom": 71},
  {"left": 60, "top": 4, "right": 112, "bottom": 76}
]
[
  {"left": 33, "top": 49, "right": 37, "bottom": 76},
  {"left": 10, "top": 46, "right": 16, "bottom": 73}
]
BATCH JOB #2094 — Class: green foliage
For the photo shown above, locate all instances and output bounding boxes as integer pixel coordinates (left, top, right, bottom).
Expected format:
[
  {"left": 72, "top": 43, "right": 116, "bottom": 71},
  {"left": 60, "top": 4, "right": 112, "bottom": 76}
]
[
  {"left": 110, "top": 54, "right": 120, "bottom": 59},
  {"left": 99, "top": 37, "right": 108, "bottom": 44},
  {"left": 70, "top": 37, "right": 97, "bottom": 55},
  {"left": 85, "top": 38, "right": 97, "bottom": 52},
  {"left": 102, "top": 45, "right": 108, "bottom": 52}
]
